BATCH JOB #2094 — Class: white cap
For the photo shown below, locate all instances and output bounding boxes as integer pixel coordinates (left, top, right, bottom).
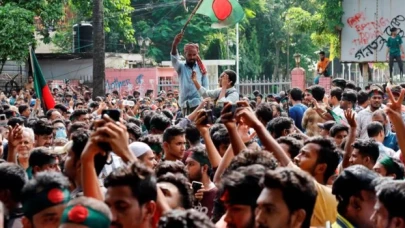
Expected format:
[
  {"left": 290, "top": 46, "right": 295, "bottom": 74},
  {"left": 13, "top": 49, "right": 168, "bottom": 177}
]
[{"left": 129, "top": 142, "right": 152, "bottom": 158}]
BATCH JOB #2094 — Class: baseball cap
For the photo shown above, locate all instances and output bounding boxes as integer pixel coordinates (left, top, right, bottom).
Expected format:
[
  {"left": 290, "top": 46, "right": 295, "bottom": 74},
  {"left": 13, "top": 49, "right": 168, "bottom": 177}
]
[
  {"left": 317, "top": 120, "right": 336, "bottom": 131},
  {"left": 129, "top": 142, "right": 152, "bottom": 158}
]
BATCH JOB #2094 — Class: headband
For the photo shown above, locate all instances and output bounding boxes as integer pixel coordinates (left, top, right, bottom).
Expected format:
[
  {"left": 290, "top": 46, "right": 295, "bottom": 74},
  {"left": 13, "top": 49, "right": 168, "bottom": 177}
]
[
  {"left": 60, "top": 204, "right": 111, "bottom": 228},
  {"left": 368, "top": 89, "right": 383, "bottom": 97},
  {"left": 23, "top": 188, "right": 70, "bottom": 218},
  {"left": 379, "top": 156, "right": 397, "bottom": 175},
  {"left": 220, "top": 188, "right": 259, "bottom": 206}
]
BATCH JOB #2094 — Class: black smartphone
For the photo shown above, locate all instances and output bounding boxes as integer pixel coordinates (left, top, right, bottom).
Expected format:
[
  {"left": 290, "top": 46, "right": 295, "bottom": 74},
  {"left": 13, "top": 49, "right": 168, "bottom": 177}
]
[
  {"left": 192, "top": 181, "right": 203, "bottom": 193},
  {"left": 201, "top": 109, "right": 213, "bottom": 125},
  {"left": 99, "top": 110, "right": 121, "bottom": 151},
  {"left": 101, "top": 109, "right": 120, "bottom": 121}
]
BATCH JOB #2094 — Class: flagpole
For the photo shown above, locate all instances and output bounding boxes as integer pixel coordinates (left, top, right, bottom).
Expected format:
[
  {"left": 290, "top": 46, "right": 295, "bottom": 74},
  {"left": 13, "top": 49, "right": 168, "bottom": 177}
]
[
  {"left": 236, "top": 22, "right": 240, "bottom": 91},
  {"left": 28, "top": 47, "right": 46, "bottom": 111},
  {"left": 181, "top": 0, "right": 204, "bottom": 33}
]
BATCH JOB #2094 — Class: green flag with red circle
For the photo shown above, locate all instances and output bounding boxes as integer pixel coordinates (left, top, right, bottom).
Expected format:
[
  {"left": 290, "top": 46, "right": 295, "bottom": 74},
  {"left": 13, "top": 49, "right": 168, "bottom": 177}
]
[
  {"left": 196, "top": 0, "right": 244, "bottom": 28},
  {"left": 31, "top": 49, "right": 55, "bottom": 110}
]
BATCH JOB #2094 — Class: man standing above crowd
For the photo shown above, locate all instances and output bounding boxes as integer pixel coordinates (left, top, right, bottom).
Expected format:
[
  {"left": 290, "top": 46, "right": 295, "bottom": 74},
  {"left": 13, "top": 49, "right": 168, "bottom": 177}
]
[{"left": 171, "top": 33, "right": 208, "bottom": 116}]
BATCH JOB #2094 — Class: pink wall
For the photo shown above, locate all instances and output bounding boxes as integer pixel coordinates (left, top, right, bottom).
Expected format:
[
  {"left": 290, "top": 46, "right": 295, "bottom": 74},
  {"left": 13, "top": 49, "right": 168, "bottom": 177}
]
[{"left": 105, "top": 68, "right": 161, "bottom": 97}]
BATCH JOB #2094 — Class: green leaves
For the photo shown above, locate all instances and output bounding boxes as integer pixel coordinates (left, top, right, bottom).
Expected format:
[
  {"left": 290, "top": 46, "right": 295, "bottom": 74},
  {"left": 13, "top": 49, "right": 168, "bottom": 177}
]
[{"left": 0, "top": 4, "right": 36, "bottom": 73}]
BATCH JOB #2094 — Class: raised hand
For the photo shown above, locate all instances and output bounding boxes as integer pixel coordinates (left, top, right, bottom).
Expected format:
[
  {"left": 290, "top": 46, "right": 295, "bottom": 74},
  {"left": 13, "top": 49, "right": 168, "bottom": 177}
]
[
  {"left": 191, "top": 71, "right": 197, "bottom": 82},
  {"left": 386, "top": 87, "right": 405, "bottom": 114},
  {"left": 344, "top": 108, "right": 357, "bottom": 128},
  {"left": 195, "top": 110, "right": 210, "bottom": 135},
  {"left": 173, "top": 33, "right": 184, "bottom": 45},
  {"left": 220, "top": 102, "right": 236, "bottom": 129}
]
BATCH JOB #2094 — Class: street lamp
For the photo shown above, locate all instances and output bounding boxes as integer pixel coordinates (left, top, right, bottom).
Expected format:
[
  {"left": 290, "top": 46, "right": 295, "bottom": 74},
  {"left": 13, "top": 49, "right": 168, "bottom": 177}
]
[
  {"left": 137, "top": 36, "right": 151, "bottom": 67},
  {"left": 293, "top": 53, "right": 301, "bottom": 67}
]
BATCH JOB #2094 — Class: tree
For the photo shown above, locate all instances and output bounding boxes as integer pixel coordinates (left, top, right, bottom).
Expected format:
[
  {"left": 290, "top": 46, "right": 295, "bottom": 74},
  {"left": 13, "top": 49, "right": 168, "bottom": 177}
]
[
  {"left": 1, "top": 0, "right": 65, "bottom": 43},
  {"left": 0, "top": 4, "right": 35, "bottom": 74},
  {"left": 92, "top": 0, "right": 106, "bottom": 97}
]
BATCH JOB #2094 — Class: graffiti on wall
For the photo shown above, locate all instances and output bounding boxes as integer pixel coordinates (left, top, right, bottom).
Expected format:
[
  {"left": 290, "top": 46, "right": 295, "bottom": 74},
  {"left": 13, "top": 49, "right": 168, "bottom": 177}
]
[
  {"left": 341, "top": 0, "right": 405, "bottom": 62},
  {"left": 105, "top": 69, "right": 156, "bottom": 97}
]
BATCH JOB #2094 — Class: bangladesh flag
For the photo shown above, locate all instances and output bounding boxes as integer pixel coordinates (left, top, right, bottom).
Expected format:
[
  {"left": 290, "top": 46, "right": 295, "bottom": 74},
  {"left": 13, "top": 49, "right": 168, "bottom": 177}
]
[
  {"left": 196, "top": 0, "right": 244, "bottom": 28},
  {"left": 31, "top": 49, "right": 55, "bottom": 110}
]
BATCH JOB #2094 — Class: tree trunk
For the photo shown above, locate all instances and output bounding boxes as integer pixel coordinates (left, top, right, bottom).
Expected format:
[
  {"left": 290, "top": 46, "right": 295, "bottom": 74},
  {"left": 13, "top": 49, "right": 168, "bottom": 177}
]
[{"left": 92, "top": 0, "right": 105, "bottom": 98}]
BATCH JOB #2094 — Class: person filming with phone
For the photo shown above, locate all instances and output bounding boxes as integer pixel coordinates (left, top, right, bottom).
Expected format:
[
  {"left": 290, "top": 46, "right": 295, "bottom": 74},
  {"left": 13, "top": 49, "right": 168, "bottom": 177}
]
[{"left": 192, "top": 69, "right": 239, "bottom": 118}]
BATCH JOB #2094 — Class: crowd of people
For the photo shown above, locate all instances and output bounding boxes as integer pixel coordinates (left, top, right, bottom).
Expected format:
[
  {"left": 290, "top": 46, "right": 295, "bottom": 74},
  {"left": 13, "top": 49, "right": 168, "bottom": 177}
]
[{"left": 0, "top": 34, "right": 405, "bottom": 228}]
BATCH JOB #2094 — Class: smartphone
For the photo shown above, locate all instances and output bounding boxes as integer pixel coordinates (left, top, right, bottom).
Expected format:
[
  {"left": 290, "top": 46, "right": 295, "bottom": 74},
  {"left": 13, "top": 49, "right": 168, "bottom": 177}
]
[
  {"left": 0, "top": 114, "right": 6, "bottom": 121},
  {"left": 101, "top": 109, "right": 120, "bottom": 121},
  {"left": 99, "top": 110, "right": 121, "bottom": 152},
  {"left": 192, "top": 181, "right": 203, "bottom": 193},
  {"left": 201, "top": 109, "right": 213, "bottom": 125}
]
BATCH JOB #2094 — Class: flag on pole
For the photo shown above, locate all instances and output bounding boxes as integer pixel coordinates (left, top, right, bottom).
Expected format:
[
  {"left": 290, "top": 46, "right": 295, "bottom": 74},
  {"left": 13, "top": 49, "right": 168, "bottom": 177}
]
[
  {"left": 30, "top": 48, "right": 55, "bottom": 110},
  {"left": 196, "top": 0, "right": 244, "bottom": 28}
]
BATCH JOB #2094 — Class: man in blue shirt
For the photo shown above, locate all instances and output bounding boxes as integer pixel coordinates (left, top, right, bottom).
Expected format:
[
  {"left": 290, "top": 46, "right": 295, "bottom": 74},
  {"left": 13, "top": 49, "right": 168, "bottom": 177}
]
[
  {"left": 171, "top": 33, "right": 208, "bottom": 116},
  {"left": 288, "top": 88, "right": 307, "bottom": 131}
]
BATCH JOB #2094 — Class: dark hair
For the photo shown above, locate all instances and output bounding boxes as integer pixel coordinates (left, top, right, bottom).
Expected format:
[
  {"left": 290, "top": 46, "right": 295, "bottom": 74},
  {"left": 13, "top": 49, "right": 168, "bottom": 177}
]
[
  {"left": 161, "top": 110, "right": 174, "bottom": 120},
  {"left": 68, "top": 121, "right": 88, "bottom": 137},
  {"left": 155, "top": 160, "right": 188, "bottom": 178},
  {"left": 376, "top": 180, "right": 405, "bottom": 220},
  {"left": 127, "top": 118, "right": 142, "bottom": 127},
  {"left": 342, "top": 89, "right": 357, "bottom": 105},
  {"left": 277, "top": 136, "right": 303, "bottom": 159},
  {"left": 138, "top": 134, "right": 163, "bottom": 155},
  {"left": 54, "top": 104, "right": 68, "bottom": 113},
  {"left": 266, "top": 117, "right": 294, "bottom": 139},
  {"left": 157, "top": 173, "right": 193, "bottom": 209},
  {"left": 73, "top": 101, "right": 84, "bottom": 109},
  {"left": 367, "top": 121, "right": 384, "bottom": 138},
  {"left": 104, "top": 162, "right": 157, "bottom": 206},
  {"left": 126, "top": 122, "right": 142, "bottom": 141},
  {"left": 307, "top": 85, "right": 325, "bottom": 101},
  {"left": 210, "top": 124, "right": 230, "bottom": 152},
  {"left": 304, "top": 137, "right": 340, "bottom": 183},
  {"left": 226, "top": 149, "right": 278, "bottom": 174},
  {"left": 188, "top": 146, "right": 212, "bottom": 176},
  {"left": 21, "top": 171, "right": 70, "bottom": 216},
  {"left": 357, "top": 91, "right": 369, "bottom": 105},
  {"left": 7, "top": 117, "right": 24, "bottom": 128},
  {"left": 319, "top": 51, "right": 325, "bottom": 55},
  {"left": 143, "top": 111, "right": 157, "bottom": 131},
  {"left": 255, "top": 103, "right": 273, "bottom": 125},
  {"left": 0, "top": 163, "right": 27, "bottom": 202},
  {"left": 150, "top": 115, "right": 171, "bottom": 133},
  {"left": 352, "top": 139, "right": 380, "bottom": 164},
  {"left": 18, "top": 105, "right": 29, "bottom": 115},
  {"left": 330, "top": 87, "right": 343, "bottom": 101},
  {"left": 28, "top": 147, "right": 57, "bottom": 174},
  {"left": 163, "top": 125, "right": 185, "bottom": 143},
  {"left": 4, "top": 109, "right": 15, "bottom": 119},
  {"left": 332, "top": 165, "right": 378, "bottom": 215},
  {"left": 33, "top": 119, "right": 53, "bottom": 136},
  {"left": 290, "top": 88, "right": 303, "bottom": 101},
  {"left": 329, "top": 124, "right": 349, "bottom": 137},
  {"left": 52, "top": 119, "right": 65, "bottom": 126},
  {"left": 261, "top": 168, "right": 317, "bottom": 228},
  {"left": 158, "top": 209, "right": 215, "bottom": 228},
  {"left": 346, "top": 81, "right": 356, "bottom": 90},
  {"left": 220, "top": 165, "right": 266, "bottom": 209},
  {"left": 224, "top": 70, "right": 237, "bottom": 87},
  {"left": 70, "top": 110, "right": 88, "bottom": 122},
  {"left": 45, "top": 109, "right": 58, "bottom": 120},
  {"left": 185, "top": 124, "right": 201, "bottom": 146}
]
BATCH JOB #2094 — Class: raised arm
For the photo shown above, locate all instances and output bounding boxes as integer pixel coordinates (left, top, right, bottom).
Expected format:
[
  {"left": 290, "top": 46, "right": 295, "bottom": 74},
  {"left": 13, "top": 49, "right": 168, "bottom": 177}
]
[
  {"left": 385, "top": 87, "right": 405, "bottom": 160},
  {"left": 235, "top": 104, "right": 291, "bottom": 166},
  {"left": 171, "top": 33, "right": 183, "bottom": 56},
  {"left": 342, "top": 109, "right": 357, "bottom": 169}
]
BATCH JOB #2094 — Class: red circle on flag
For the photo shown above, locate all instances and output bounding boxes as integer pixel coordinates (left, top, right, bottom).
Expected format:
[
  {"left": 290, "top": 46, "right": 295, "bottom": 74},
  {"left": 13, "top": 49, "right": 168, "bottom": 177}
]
[
  {"left": 68, "top": 205, "right": 89, "bottom": 223},
  {"left": 48, "top": 188, "right": 65, "bottom": 204}
]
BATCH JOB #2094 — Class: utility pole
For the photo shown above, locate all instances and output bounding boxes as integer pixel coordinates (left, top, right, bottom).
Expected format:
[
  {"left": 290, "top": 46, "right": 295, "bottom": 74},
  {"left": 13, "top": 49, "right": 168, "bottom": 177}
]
[{"left": 92, "top": 0, "right": 105, "bottom": 97}]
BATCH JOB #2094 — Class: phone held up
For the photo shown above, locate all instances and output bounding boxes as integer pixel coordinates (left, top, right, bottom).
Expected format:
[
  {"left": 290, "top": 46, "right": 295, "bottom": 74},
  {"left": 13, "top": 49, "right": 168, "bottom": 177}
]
[
  {"left": 192, "top": 181, "right": 203, "bottom": 193},
  {"left": 97, "top": 109, "right": 121, "bottom": 152}
]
